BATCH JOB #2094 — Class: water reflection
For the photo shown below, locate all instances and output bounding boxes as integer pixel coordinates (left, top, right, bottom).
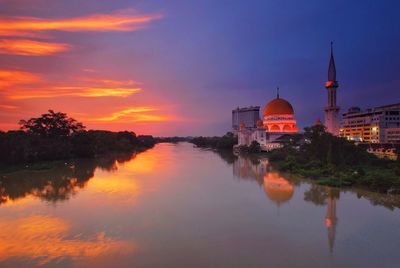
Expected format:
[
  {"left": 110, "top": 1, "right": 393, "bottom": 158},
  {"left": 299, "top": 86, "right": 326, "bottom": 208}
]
[
  {"left": 0, "top": 153, "right": 135, "bottom": 206},
  {"left": 1, "top": 144, "right": 400, "bottom": 267},
  {"left": 232, "top": 154, "right": 296, "bottom": 206},
  {"left": 0, "top": 215, "right": 134, "bottom": 266},
  {"left": 223, "top": 150, "right": 400, "bottom": 255}
]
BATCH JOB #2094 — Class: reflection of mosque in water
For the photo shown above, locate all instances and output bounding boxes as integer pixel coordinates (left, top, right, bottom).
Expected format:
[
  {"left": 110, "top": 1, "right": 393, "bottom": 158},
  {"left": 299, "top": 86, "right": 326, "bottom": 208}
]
[
  {"left": 232, "top": 155, "right": 339, "bottom": 252},
  {"left": 233, "top": 156, "right": 294, "bottom": 206}
]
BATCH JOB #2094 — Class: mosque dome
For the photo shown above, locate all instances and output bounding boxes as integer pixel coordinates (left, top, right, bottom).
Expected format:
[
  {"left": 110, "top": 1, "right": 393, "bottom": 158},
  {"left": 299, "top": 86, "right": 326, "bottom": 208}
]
[
  {"left": 263, "top": 173, "right": 294, "bottom": 205},
  {"left": 263, "top": 97, "right": 294, "bottom": 117}
]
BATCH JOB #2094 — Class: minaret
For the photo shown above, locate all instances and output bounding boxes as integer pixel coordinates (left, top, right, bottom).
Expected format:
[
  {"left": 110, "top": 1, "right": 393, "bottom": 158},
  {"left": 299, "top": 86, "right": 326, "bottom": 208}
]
[{"left": 324, "top": 42, "right": 340, "bottom": 135}]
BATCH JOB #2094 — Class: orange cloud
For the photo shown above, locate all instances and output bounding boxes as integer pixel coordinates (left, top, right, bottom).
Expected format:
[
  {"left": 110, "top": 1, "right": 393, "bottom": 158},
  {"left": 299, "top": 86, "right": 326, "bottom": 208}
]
[
  {"left": 0, "top": 10, "right": 163, "bottom": 36},
  {"left": 94, "top": 107, "right": 157, "bottom": 121},
  {"left": 8, "top": 86, "right": 142, "bottom": 99},
  {"left": 0, "top": 104, "right": 18, "bottom": 110},
  {"left": 78, "top": 77, "right": 141, "bottom": 87},
  {"left": 83, "top": 107, "right": 173, "bottom": 123},
  {"left": 0, "top": 39, "right": 71, "bottom": 56},
  {"left": 0, "top": 69, "right": 42, "bottom": 87}
]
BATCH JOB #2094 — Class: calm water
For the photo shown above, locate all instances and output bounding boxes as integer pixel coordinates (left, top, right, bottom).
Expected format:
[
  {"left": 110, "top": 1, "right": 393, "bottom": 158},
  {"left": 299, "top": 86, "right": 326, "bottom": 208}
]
[{"left": 1, "top": 142, "right": 400, "bottom": 267}]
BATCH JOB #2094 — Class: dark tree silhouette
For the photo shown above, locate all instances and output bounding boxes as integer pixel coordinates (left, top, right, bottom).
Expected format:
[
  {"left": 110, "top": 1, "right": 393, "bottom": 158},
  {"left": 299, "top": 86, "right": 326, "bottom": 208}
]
[{"left": 19, "top": 110, "right": 85, "bottom": 137}]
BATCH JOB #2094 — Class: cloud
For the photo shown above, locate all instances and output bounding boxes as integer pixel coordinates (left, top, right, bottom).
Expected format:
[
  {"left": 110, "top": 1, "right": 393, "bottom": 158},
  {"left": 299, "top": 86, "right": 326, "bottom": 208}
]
[
  {"left": 88, "top": 107, "right": 173, "bottom": 123},
  {"left": 0, "top": 104, "right": 18, "bottom": 110},
  {"left": 0, "top": 10, "right": 163, "bottom": 36},
  {"left": 78, "top": 77, "right": 141, "bottom": 87},
  {"left": 0, "top": 39, "right": 71, "bottom": 56},
  {"left": 0, "top": 69, "right": 143, "bottom": 99},
  {"left": 8, "top": 86, "right": 142, "bottom": 99},
  {"left": 0, "top": 69, "right": 42, "bottom": 87},
  {"left": 0, "top": 9, "right": 162, "bottom": 57}
]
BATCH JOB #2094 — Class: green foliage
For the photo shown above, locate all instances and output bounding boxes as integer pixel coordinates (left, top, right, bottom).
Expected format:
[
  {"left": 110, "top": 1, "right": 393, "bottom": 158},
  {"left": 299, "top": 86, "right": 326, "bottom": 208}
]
[
  {"left": 191, "top": 132, "right": 237, "bottom": 149},
  {"left": 0, "top": 112, "right": 155, "bottom": 165},
  {"left": 268, "top": 125, "right": 400, "bottom": 193},
  {"left": 19, "top": 110, "right": 85, "bottom": 137}
]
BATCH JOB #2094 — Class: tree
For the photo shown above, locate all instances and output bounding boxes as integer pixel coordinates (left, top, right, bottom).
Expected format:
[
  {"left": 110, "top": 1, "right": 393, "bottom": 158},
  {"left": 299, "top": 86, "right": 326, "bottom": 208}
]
[
  {"left": 19, "top": 110, "right": 85, "bottom": 138},
  {"left": 248, "top": 140, "right": 261, "bottom": 153}
]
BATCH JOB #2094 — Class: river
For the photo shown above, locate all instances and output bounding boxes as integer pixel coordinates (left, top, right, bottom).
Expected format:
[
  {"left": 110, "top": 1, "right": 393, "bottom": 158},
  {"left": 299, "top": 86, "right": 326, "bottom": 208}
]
[{"left": 1, "top": 142, "right": 400, "bottom": 267}]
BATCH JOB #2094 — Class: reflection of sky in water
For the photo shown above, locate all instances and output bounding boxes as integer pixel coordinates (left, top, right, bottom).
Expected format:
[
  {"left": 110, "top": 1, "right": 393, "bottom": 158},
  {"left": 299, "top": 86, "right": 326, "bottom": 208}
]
[{"left": 1, "top": 143, "right": 400, "bottom": 267}]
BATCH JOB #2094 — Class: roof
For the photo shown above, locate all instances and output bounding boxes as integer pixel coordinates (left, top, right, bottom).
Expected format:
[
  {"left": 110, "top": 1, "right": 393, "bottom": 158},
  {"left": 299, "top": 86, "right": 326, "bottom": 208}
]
[
  {"left": 263, "top": 97, "right": 294, "bottom": 117},
  {"left": 328, "top": 42, "right": 337, "bottom": 82}
]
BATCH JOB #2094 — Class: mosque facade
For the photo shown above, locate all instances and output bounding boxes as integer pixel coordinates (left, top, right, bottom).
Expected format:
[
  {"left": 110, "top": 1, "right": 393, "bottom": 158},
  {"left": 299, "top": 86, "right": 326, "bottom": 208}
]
[{"left": 235, "top": 89, "right": 299, "bottom": 151}]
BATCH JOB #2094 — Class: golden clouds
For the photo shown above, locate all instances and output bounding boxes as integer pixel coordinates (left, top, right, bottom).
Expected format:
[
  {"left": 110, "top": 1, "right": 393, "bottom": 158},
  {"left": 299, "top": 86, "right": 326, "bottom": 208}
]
[
  {"left": 9, "top": 87, "right": 142, "bottom": 99},
  {"left": 0, "top": 11, "right": 162, "bottom": 35},
  {"left": 0, "top": 215, "right": 134, "bottom": 265},
  {"left": 0, "top": 69, "right": 142, "bottom": 99},
  {"left": 0, "top": 9, "right": 162, "bottom": 56},
  {"left": 0, "top": 39, "right": 70, "bottom": 56},
  {"left": 0, "top": 69, "right": 42, "bottom": 87},
  {"left": 93, "top": 107, "right": 172, "bottom": 123}
]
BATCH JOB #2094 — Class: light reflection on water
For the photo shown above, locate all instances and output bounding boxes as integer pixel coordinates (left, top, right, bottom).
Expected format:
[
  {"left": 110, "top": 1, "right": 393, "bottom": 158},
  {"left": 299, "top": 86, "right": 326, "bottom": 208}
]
[{"left": 1, "top": 142, "right": 400, "bottom": 267}]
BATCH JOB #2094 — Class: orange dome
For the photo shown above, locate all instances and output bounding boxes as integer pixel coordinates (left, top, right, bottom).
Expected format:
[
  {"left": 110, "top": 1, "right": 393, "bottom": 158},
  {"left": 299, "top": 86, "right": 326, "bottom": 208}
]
[
  {"left": 256, "top": 119, "right": 263, "bottom": 127},
  {"left": 239, "top": 122, "right": 246, "bottom": 129},
  {"left": 263, "top": 98, "right": 294, "bottom": 117}
]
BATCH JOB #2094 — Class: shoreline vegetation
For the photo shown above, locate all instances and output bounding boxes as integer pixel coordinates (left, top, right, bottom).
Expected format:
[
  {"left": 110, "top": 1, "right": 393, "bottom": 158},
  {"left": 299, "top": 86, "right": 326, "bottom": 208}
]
[
  {"left": 190, "top": 126, "right": 400, "bottom": 194},
  {"left": 0, "top": 110, "right": 155, "bottom": 171}
]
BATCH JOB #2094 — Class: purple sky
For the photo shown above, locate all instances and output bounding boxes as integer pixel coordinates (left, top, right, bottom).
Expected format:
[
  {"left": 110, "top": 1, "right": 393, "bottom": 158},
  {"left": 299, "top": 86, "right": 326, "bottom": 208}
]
[{"left": 0, "top": 0, "right": 399, "bottom": 136}]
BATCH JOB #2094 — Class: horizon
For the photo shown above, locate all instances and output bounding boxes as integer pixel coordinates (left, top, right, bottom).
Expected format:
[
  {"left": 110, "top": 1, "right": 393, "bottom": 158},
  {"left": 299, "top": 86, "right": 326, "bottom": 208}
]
[{"left": 1, "top": 0, "right": 399, "bottom": 136}]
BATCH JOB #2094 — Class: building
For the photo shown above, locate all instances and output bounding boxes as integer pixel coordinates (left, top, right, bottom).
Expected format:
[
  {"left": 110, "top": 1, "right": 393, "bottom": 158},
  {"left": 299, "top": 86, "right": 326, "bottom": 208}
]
[
  {"left": 324, "top": 42, "right": 340, "bottom": 135},
  {"left": 236, "top": 91, "right": 298, "bottom": 151},
  {"left": 232, "top": 106, "right": 260, "bottom": 134},
  {"left": 339, "top": 103, "right": 400, "bottom": 143},
  {"left": 263, "top": 88, "right": 298, "bottom": 136},
  {"left": 237, "top": 120, "right": 268, "bottom": 148}
]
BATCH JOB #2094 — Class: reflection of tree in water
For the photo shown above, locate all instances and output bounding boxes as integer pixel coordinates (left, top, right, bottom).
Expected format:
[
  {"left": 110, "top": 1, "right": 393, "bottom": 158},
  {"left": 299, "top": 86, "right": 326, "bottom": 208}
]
[
  {"left": 355, "top": 190, "right": 400, "bottom": 211},
  {"left": 213, "top": 149, "right": 238, "bottom": 165},
  {"left": 0, "top": 153, "right": 134, "bottom": 205},
  {"left": 304, "top": 185, "right": 340, "bottom": 206}
]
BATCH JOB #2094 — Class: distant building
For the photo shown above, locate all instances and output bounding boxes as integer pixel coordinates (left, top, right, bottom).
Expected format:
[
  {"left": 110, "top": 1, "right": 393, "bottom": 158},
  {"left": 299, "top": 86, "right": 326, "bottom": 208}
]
[
  {"left": 324, "top": 42, "right": 340, "bottom": 136},
  {"left": 237, "top": 120, "right": 268, "bottom": 148},
  {"left": 339, "top": 103, "right": 400, "bottom": 143},
  {"left": 232, "top": 106, "right": 260, "bottom": 134}
]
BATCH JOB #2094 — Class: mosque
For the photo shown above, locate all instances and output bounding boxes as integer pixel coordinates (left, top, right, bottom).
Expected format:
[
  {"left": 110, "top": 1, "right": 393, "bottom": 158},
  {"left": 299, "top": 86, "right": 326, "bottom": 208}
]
[
  {"left": 235, "top": 44, "right": 340, "bottom": 151},
  {"left": 236, "top": 88, "right": 299, "bottom": 151}
]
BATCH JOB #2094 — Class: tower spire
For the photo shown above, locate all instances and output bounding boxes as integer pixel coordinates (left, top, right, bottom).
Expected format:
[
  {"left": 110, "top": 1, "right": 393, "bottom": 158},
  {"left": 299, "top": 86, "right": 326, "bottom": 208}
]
[
  {"left": 328, "top": 41, "right": 336, "bottom": 82},
  {"left": 277, "top": 87, "right": 280, "bottom": 99}
]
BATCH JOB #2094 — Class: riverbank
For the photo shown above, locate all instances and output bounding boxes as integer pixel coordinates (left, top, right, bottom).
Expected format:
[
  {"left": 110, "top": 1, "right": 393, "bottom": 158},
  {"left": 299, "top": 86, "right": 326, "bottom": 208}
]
[
  {"left": 262, "top": 125, "right": 400, "bottom": 194},
  {"left": 190, "top": 125, "right": 400, "bottom": 194}
]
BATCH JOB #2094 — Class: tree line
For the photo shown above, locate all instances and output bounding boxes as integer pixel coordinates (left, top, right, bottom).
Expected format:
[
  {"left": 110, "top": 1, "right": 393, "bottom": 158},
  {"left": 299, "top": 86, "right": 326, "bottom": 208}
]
[{"left": 0, "top": 110, "right": 155, "bottom": 165}]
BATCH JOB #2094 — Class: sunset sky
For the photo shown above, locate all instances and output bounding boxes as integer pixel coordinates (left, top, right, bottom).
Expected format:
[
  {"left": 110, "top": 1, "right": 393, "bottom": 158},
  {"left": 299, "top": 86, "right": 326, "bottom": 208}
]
[{"left": 0, "top": 0, "right": 399, "bottom": 136}]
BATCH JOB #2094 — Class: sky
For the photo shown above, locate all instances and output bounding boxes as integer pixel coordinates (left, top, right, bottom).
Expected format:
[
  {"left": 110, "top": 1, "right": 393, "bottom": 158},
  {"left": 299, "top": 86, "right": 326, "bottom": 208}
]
[{"left": 0, "top": 0, "right": 399, "bottom": 136}]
